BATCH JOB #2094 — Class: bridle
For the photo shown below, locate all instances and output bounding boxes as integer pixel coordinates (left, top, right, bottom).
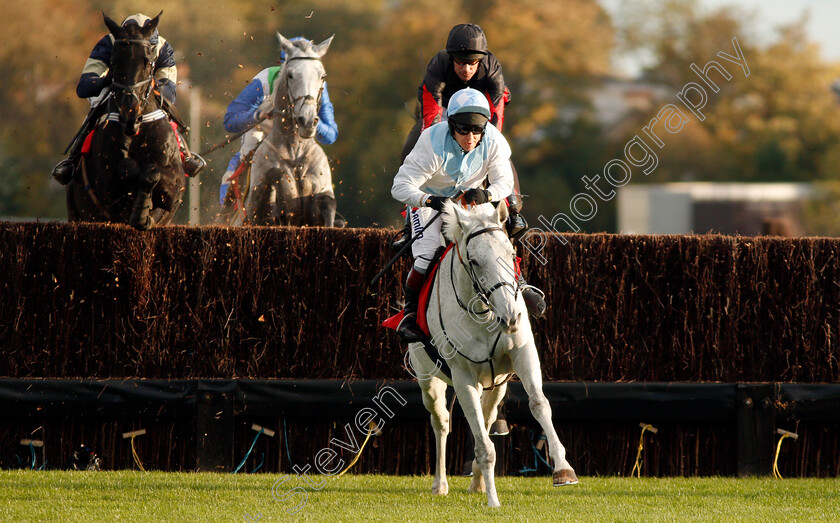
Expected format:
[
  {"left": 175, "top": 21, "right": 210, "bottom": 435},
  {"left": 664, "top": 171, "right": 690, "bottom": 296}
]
[
  {"left": 453, "top": 226, "right": 521, "bottom": 315},
  {"left": 274, "top": 55, "right": 325, "bottom": 124},
  {"left": 107, "top": 39, "right": 161, "bottom": 126},
  {"left": 433, "top": 225, "right": 520, "bottom": 390}
]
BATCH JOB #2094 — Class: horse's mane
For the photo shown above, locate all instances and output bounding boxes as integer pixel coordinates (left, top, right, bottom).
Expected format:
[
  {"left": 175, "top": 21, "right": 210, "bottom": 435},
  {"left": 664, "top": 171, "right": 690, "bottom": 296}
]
[{"left": 441, "top": 201, "right": 506, "bottom": 242}]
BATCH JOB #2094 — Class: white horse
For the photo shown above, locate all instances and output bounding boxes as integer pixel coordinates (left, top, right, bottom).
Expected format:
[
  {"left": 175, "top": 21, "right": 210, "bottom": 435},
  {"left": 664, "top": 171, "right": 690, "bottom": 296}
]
[
  {"left": 243, "top": 33, "right": 337, "bottom": 226},
  {"left": 407, "top": 201, "right": 578, "bottom": 508}
]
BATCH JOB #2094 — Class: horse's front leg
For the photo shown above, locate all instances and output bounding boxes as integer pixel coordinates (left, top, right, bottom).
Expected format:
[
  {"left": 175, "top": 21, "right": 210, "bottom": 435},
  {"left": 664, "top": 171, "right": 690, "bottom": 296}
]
[
  {"left": 481, "top": 381, "right": 508, "bottom": 432},
  {"left": 511, "top": 343, "right": 578, "bottom": 486},
  {"left": 313, "top": 192, "right": 336, "bottom": 227},
  {"left": 452, "top": 375, "right": 500, "bottom": 507},
  {"left": 127, "top": 160, "right": 160, "bottom": 230},
  {"left": 274, "top": 165, "right": 301, "bottom": 225},
  {"left": 419, "top": 376, "right": 450, "bottom": 495}
]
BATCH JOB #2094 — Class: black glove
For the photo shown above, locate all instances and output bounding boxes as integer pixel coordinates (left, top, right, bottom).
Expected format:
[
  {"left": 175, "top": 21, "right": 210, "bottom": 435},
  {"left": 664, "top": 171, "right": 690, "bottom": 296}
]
[
  {"left": 463, "top": 188, "right": 491, "bottom": 205},
  {"left": 424, "top": 196, "right": 447, "bottom": 211}
]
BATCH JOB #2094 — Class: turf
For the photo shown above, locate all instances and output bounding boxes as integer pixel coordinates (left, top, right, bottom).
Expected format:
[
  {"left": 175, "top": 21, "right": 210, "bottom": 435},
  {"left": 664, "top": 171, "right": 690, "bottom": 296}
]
[{"left": 1, "top": 471, "right": 838, "bottom": 521}]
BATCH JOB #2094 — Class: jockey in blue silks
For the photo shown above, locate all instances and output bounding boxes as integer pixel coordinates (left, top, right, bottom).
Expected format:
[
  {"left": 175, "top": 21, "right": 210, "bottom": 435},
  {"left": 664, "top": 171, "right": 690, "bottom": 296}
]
[
  {"left": 219, "top": 36, "right": 339, "bottom": 206},
  {"left": 51, "top": 13, "right": 205, "bottom": 185}
]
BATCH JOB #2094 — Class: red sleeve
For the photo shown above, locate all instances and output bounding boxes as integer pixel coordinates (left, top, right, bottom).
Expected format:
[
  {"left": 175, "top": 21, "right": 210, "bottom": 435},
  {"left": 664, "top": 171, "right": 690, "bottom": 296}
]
[
  {"left": 488, "top": 87, "right": 510, "bottom": 132},
  {"left": 421, "top": 84, "right": 444, "bottom": 129}
]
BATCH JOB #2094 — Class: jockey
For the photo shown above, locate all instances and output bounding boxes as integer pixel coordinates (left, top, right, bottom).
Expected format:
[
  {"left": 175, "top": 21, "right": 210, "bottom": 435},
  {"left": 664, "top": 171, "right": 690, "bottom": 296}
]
[
  {"left": 51, "top": 13, "right": 206, "bottom": 185},
  {"left": 219, "top": 36, "right": 338, "bottom": 207},
  {"left": 391, "top": 87, "right": 544, "bottom": 343},
  {"left": 394, "top": 23, "right": 527, "bottom": 251}
]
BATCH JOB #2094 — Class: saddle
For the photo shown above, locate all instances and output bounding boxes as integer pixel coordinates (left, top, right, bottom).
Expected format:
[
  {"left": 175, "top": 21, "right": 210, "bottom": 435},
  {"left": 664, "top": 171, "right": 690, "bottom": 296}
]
[{"left": 382, "top": 244, "right": 452, "bottom": 337}]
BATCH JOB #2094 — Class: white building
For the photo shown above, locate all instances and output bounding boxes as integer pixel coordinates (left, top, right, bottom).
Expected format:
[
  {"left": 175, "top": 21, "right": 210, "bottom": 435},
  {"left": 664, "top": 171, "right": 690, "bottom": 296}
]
[{"left": 617, "top": 183, "right": 815, "bottom": 235}]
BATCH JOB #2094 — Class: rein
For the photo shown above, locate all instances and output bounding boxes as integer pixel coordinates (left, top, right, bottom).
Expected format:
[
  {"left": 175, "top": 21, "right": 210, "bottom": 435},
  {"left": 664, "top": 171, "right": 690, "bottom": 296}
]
[{"left": 433, "top": 225, "right": 519, "bottom": 390}]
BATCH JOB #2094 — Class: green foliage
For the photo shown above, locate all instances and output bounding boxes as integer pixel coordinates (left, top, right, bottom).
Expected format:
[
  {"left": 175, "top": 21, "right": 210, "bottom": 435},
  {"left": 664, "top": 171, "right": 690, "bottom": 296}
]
[
  {"left": 3, "top": 0, "right": 840, "bottom": 232},
  {"left": 609, "top": 0, "right": 840, "bottom": 190}
]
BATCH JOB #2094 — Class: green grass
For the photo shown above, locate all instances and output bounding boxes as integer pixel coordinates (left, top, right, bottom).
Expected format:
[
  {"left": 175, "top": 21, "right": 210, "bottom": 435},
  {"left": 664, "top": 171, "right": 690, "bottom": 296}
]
[{"left": 1, "top": 471, "right": 838, "bottom": 522}]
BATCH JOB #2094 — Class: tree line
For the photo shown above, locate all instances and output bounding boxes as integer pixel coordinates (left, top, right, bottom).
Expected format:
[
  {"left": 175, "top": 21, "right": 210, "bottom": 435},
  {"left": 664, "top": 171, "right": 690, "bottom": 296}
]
[{"left": 1, "top": 0, "right": 838, "bottom": 231}]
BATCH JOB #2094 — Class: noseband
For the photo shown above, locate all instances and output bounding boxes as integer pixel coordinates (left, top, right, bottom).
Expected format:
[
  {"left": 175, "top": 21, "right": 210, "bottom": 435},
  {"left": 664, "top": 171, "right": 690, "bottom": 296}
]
[
  {"left": 108, "top": 39, "right": 157, "bottom": 125},
  {"left": 454, "top": 226, "right": 521, "bottom": 314}
]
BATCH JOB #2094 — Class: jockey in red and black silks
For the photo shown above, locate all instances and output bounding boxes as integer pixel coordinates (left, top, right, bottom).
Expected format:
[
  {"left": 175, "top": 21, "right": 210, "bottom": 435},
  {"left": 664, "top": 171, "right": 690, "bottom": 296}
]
[
  {"left": 418, "top": 50, "right": 509, "bottom": 132},
  {"left": 393, "top": 24, "right": 526, "bottom": 256},
  {"left": 399, "top": 24, "right": 510, "bottom": 162}
]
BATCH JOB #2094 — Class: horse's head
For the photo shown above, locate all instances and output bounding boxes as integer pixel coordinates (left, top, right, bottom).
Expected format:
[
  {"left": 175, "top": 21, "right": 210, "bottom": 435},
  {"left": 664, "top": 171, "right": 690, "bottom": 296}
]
[
  {"left": 103, "top": 11, "right": 160, "bottom": 136},
  {"left": 276, "top": 33, "right": 333, "bottom": 139},
  {"left": 442, "top": 201, "right": 522, "bottom": 334}
]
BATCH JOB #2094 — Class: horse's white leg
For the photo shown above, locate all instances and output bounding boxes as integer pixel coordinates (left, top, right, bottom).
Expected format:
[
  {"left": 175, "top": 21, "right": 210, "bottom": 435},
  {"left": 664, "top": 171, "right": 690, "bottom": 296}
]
[
  {"left": 481, "top": 382, "right": 508, "bottom": 432},
  {"left": 418, "top": 375, "right": 450, "bottom": 495},
  {"left": 511, "top": 345, "right": 579, "bottom": 486},
  {"left": 452, "top": 378, "right": 500, "bottom": 507}
]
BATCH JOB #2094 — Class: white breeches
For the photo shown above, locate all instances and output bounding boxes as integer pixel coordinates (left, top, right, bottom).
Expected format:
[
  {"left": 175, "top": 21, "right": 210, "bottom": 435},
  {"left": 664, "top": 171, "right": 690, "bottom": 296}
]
[{"left": 409, "top": 202, "right": 495, "bottom": 272}]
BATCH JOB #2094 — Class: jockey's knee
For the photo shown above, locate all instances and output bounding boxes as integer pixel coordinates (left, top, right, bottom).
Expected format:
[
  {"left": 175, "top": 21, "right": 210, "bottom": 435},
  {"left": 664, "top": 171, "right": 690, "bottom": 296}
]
[{"left": 413, "top": 255, "right": 433, "bottom": 273}]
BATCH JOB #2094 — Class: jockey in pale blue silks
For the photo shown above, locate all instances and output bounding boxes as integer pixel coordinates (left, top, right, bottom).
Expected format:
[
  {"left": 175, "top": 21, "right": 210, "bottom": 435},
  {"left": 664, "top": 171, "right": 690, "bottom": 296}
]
[
  {"left": 219, "top": 36, "right": 338, "bottom": 205},
  {"left": 391, "top": 87, "right": 546, "bottom": 342}
]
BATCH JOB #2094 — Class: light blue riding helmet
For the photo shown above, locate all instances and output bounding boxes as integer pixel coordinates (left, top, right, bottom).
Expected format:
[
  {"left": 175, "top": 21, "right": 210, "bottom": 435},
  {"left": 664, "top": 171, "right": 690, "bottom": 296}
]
[{"left": 446, "top": 88, "right": 491, "bottom": 125}]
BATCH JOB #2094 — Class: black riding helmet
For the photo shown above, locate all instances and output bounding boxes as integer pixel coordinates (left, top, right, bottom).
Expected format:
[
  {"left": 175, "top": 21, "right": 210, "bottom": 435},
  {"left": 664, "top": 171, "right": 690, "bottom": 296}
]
[{"left": 446, "top": 23, "right": 488, "bottom": 62}]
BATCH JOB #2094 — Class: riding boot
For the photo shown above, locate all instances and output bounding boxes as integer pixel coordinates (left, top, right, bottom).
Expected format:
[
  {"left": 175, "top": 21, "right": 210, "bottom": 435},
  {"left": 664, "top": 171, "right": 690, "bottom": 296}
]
[
  {"left": 51, "top": 155, "right": 78, "bottom": 185},
  {"left": 397, "top": 267, "right": 427, "bottom": 343},
  {"left": 177, "top": 131, "right": 206, "bottom": 177},
  {"left": 390, "top": 208, "right": 412, "bottom": 252},
  {"left": 184, "top": 153, "right": 206, "bottom": 177},
  {"left": 519, "top": 275, "right": 547, "bottom": 319},
  {"left": 505, "top": 193, "right": 528, "bottom": 241}
]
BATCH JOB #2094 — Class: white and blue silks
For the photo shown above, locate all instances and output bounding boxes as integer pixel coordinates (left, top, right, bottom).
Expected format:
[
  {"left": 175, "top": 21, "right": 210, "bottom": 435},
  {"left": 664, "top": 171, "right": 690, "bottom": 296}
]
[{"left": 391, "top": 121, "right": 513, "bottom": 270}]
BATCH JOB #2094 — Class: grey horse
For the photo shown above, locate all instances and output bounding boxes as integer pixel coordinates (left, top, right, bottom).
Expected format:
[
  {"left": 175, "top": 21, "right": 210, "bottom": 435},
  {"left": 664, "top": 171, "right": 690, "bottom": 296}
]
[{"left": 242, "top": 33, "right": 337, "bottom": 226}]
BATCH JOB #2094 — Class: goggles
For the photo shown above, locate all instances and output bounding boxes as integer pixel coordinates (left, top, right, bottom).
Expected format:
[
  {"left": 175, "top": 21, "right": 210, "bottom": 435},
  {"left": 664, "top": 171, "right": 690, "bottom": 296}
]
[
  {"left": 453, "top": 57, "right": 481, "bottom": 66},
  {"left": 450, "top": 120, "right": 487, "bottom": 136}
]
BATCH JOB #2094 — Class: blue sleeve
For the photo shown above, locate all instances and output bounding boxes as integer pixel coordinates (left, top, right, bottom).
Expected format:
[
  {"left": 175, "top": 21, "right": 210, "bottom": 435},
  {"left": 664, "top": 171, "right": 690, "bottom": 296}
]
[
  {"left": 77, "top": 73, "right": 109, "bottom": 99},
  {"left": 226, "top": 152, "right": 242, "bottom": 172},
  {"left": 224, "top": 79, "right": 265, "bottom": 133},
  {"left": 316, "top": 83, "right": 338, "bottom": 145},
  {"left": 154, "top": 42, "right": 177, "bottom": 103},
  {"left": 76, "top": 35, "right": 112, "bottom": 99}
]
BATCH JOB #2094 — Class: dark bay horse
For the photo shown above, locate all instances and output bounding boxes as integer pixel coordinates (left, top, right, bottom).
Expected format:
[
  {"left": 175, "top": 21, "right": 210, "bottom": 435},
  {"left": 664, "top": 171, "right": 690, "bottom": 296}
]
[{"left": 66, "top": 12, "right": 184, "bottom": 230}]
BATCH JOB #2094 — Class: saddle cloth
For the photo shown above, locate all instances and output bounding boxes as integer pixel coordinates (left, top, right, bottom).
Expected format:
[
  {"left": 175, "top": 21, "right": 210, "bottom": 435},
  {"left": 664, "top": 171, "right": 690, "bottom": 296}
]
[
  {"left": 80, "top": 121, "right": 183, "bottom": 161},
  {"left": 382, "top": 243, "right": 454, "bottom": 337}
]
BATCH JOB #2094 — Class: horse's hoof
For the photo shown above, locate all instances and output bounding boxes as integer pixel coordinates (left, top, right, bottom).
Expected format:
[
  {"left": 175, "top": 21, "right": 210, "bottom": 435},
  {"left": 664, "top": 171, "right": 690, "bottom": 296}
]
[
  {"left": 468, "top": 479, "right": 486, "bottom": 494},
  {"left": 553, "top": 469, "right": 579, "bottom": 486},
  {"left": 431, "top": 483, "right": 449, "bottom": 495}
]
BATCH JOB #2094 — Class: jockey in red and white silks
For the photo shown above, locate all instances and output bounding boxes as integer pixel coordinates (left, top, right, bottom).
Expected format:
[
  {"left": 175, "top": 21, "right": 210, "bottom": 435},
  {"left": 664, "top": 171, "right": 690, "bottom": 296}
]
[{"left": 391, "top": 87, "right": 513, "bottom": 342}]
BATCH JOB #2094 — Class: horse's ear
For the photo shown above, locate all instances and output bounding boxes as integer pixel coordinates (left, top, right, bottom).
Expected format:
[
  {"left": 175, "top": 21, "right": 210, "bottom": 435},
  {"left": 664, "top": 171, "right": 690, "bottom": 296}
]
[
  {"left": 146, "top": 10, "right": 163, "bottom": 35},
  {"left": 495, "top": 200, "right": 509, "bottom": 225},
  {"left": 277, "top": 33, "right": 295, "bottom": 55},
  {"left": 312, "top": 35, "right": 334, "bottom": 58},
  {"left": 103, "top": 12, "right": 121, "bottom": 37},
  {"left": 441, "top": 200, "right": 471, "bottom": 242}
]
